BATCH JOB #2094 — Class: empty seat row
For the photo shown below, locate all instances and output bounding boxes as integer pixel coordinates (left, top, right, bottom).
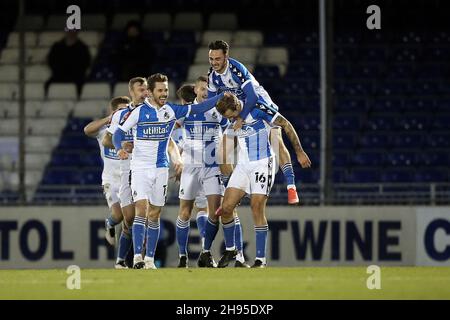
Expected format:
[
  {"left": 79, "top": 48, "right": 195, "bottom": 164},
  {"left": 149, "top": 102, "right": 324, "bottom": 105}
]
[
  {"left": 193, "top": 46, "right": 288, "bottom": 65},
  {"left": 5, "top": 31, "right": 103, "bottom": 48},
  {"left": 15, "top": 13, "right": 239, "bottom": 32},
  {"left": 0, "top": 118, "right": 67, "bottom": 136},
  {"left": 0, "top": 46, "right": 98, "bottom": 65}
]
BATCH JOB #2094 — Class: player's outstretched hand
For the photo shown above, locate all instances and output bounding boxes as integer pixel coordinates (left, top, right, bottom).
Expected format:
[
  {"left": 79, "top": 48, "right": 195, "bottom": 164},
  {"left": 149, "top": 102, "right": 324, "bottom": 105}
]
[
  {"left": 117, "top": 149, "right": 129, "bottom": 160},
  {"left": 233, "top": 117, "right": 244, "bottom": 131},
  {"left": 297, "top": 151, "right": 312, "bottom": 168}
]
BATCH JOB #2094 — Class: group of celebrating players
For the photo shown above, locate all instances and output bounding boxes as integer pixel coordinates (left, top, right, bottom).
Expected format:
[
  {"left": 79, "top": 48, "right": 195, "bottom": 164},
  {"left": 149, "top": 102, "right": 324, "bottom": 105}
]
[{"left": 84, "top": 40, "right": 312, "bottom": 269}]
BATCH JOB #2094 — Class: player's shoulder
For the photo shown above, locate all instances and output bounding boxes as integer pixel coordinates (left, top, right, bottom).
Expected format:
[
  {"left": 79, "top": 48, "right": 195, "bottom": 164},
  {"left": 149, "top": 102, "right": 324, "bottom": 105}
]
[{"left": 228, "top": 57, "right": 248, "bottom": 73}]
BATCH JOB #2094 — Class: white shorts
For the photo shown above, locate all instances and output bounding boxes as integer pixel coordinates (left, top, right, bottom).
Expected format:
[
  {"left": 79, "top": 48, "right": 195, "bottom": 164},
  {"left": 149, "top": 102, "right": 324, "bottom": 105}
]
[
  {"left": 119, "top": 170, "right": 133, "bottom": 208},
  {"left": 194, "top": 188, "right": 207, "bottom": 209},
  {"left": 131, "top": 168, "right": 169, "bottom": 206},
  {"left": 103, "top": 181, "right": 120, "bottom": 208},
  {"left": 227, "top": 157, "right": 275, "bottom": 196},
  {"left": 179, "top": 166, "right": 224, "bottom": 201}
]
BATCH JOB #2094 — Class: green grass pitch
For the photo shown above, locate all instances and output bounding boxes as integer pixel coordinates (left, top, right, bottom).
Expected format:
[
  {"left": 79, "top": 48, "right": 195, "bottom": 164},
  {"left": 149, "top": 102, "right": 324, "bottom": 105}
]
[{"left": 0, "top": 267, "right": 449, "bottom": 299}]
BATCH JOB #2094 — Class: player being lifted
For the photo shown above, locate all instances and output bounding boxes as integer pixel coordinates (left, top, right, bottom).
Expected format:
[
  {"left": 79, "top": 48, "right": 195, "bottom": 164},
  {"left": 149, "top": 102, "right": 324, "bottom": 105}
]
[
  {"left": 113, "top": 73, "right": 226, "bottom": 269},
  {"left": 215, "top": 93, "right": 311, "bottom": 268},
  {"left": 83, "top": 96, "right": 131, "bottom": 268},
  {"left": 102, "top": 77, "right": 149, "bottom": 268},
  {"left": 207, "top": 40, "right": 311, "bottom": 204},
  {"left": 174, "top": 77, "right": 249, "bottom": 268}
]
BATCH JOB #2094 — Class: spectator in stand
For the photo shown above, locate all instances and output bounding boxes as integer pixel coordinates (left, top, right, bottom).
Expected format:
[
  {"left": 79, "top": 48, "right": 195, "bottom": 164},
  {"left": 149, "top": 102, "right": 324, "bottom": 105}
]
[
  {"left": 114, "top": 21, "right": 153, "bottom": 81},
  {"left": 45, "top": 30, "right": 91, "bottom": 97}
]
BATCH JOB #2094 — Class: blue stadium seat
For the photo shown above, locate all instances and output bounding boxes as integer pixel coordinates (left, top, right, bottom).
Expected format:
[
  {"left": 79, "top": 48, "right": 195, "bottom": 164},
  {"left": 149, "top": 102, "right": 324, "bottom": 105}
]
[
  {"left": 333, "top": 114, "right": 361, "bottom": 131},
  {"left": 417, "top": 152, "right": 449, "bottom": 167},
  {"left": 388, "top": 132, "right": 425, "bottom": 148},
  {"left": 426, "top": 132, "right": 450, "bottom": 148},
  {"left": 359, "top": 133, "right": 389, "bottom": 148},
  {"left": 414, "top": 169, "right": 449, "bottom": 182},
  {"left": 347, "top": 169, "right": 380, "bottom": 183},
  {"left": 151, "top": 63, "right": 188, "bottom": 82},
  {"left": 396, "top": 114, "right": 431, "bottom": 131},
  {"left": 335, "top": 98, "right": 367, "bottom": 112},
  {"left": 432, "top": 115, "right": 450, "bottom": 130},
  {"left": 333, "top": 134, "right": 356, "bottom": 149},
  {"left": 301, "top": 133, "right": 320, "bottom": 150},
  {"left": 365, "top": 115, "right": 396, "bottom": 131},
  {"left": 371, "top": 98, "right": 403, "bottom": 112},
  {"left": 253, "top": 65, "right": 280, "bottom": 79},
  {"left": 351, "top": 151, "right": 383, "bottom": 166},
  {"left": 169, "top": 31, "right": 198, "bottom": 45},
  {"left": 380, "top": 169, "right": 414, "bottom": 182},
  {"left": 384, "top": 152, "right": 418, "bottom": 167},
  {"left": 332, "top": 152, "right": 349, "bottom": 167}
]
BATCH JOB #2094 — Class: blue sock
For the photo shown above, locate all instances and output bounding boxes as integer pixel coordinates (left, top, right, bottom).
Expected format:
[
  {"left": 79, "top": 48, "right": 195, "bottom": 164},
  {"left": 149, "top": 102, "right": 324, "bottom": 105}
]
[
  {"left": 204, "top": 218, "right": 219, "bottom": 251},
  {"left": 222, "top": 218, "right": 236, "bottom": 250},
  {"left": 117, "top": 231, "right": 132, "bottom": 261},
  {"left": 132, "top": 216, "right": 146, "bottom": 255},
  {"left": 107, "top": 216, "right": 120, "bottom": 227},
  {"left": 146, "top": 219, "right": 160, "bottom": 258},
  {"left": 196, "top": 211, "right": 208, "bottom": 238},
  {"left": 281, "top": 163, "right": 296, "bottom": 188},
  {"left": 235, "top": 216, "right": 243, "bottom": 252},
  {"left": 255, "top": 225, "right": 269, "bottom": 260},
  {"left": 176, "top": 217, "right": 190, "bottom": 256}
]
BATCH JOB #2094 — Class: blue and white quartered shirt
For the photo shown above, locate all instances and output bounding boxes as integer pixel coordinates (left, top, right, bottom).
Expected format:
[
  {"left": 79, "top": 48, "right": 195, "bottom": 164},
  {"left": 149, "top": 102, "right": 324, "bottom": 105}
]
[
  {"left": 178, "top": 99, "right": 229, "bottom": 168},
  {"left": 225, "top": 100, "right": 280, "bottom": 164}
]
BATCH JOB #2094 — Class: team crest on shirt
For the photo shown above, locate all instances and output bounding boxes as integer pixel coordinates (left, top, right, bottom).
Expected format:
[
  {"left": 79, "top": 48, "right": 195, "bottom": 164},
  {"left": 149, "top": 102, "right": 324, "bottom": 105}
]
[
  {"left": 164, "top": 112, "right": 170, "bottom": 120},
  {"left": 180, "top": 188, "right": 184, "bottom": 195},
  {"left": 133, "top": 191, "right": 137, "bottom": 196},
  {"left": 145, "top": 114, "right": 150, "bottom": 119},
  {"left": 212, "top": 111, "right": 218, "bottom": 120}
]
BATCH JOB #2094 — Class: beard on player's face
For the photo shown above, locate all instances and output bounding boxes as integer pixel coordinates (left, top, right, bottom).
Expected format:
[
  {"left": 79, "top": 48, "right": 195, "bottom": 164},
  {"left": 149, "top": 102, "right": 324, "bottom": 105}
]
[{"left": 152, "top": 90, "right": 168, "bottom": 107}]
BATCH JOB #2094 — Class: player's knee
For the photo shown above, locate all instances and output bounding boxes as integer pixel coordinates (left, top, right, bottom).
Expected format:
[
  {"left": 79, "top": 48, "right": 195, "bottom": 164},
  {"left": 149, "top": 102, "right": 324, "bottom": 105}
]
[
  {"left": 134, "top": 201, "right": 147, "bottom": 216},
  {"left": 147, "top": 207, "right": 161, "bottom": 221},
  {"left": 221, "top": 202, "right": 235, "bottom": 218},
  {"left": 179, "top": 208, "right": 191, "bottom": 221},
  {"left": 250, "top": 201, "right": 264, "bottom": 215}
]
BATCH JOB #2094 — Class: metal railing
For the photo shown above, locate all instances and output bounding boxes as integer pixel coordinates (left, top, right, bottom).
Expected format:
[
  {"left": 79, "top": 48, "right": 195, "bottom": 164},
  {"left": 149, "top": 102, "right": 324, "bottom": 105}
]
[{"left": 1, "top": 182, "right": 449, "bottom": 206}]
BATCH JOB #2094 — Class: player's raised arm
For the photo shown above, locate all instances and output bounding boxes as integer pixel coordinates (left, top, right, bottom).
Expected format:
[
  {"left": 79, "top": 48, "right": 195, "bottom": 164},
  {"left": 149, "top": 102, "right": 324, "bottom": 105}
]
[
  {"left": 238, "top": 80, "right": 259, "bottom": 120},
  {"left": 189, "top": 92, "right": 225, "bottom": 116},
  {"left": 113, "top": 107, "right": 139, "bottom": 159},
  {"left": 83, "top": 115, "right": 111, "bottom": 138},
  {"left": 102, "top": 110, "right": 122, "bottom": 148},
  {"left": 272, "top": 114, "right": 312, "bottom": 169}
]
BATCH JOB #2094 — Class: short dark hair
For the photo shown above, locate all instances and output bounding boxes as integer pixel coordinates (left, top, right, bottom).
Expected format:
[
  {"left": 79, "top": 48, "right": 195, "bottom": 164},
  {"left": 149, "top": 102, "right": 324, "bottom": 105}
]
[
  {"left": 208, "top": 40, "right": 229, "bottom": 54},
  {"left": 128, "top": 77, "right": 147, "bottom": 90},
  {"left": 176, "top": 84, "right": 196, "bottom": 104},
  {"left": 147, "top": 73, "right": 169, "bottom": 91},
  {"left": 110, "top": 96, "right": 131, "bottom": 111},
  {"left": 216, "top": 94, "right": 238, "bottom": 115},
  {"left": 196, "top": 75, "right": 208, "bottom": 83}
]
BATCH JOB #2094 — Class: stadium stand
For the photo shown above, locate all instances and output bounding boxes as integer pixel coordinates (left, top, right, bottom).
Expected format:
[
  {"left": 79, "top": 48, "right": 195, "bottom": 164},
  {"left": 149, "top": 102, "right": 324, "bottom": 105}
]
[{"left": 0, "top": 0, "right": 448, "bottom": 205}]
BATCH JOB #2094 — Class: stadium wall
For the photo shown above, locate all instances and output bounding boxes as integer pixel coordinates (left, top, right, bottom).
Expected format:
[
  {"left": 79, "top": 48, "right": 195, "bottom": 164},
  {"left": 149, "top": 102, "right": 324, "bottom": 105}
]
[{"left": 0, "top": 206, "right": 449, "bottom": 269}]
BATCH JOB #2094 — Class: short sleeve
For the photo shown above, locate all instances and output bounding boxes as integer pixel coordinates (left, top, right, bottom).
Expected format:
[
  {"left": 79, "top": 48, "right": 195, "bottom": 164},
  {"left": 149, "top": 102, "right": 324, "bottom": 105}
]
[
  {"left": 107, "top": 110, "right": 121, "bottom": 135},
  {"left": 119, "top": 107, "right": 140, "bottom": 132},
  {"left": 169, "top": 103, "right": 191, "bottom": 120}
]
